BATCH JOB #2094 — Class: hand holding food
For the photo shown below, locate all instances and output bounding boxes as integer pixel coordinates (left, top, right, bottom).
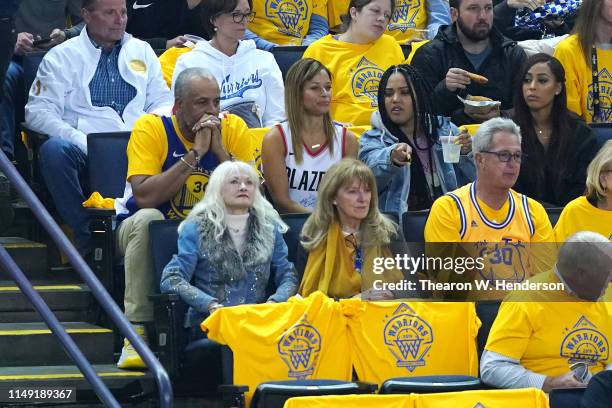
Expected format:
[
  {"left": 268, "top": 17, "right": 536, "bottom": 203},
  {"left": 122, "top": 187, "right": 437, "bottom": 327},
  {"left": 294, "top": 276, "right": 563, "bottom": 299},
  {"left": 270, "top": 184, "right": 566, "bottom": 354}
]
[{"left": 467, "top": 72, "right": 488, "bottom": 84}]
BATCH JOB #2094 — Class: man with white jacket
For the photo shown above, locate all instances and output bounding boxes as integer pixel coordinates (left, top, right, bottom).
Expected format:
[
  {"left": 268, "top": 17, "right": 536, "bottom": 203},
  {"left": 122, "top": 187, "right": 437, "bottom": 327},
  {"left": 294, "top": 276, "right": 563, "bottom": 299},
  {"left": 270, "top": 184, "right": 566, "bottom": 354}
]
[{"left": 24, "top": 0, "right": 173, "bottom": 256}]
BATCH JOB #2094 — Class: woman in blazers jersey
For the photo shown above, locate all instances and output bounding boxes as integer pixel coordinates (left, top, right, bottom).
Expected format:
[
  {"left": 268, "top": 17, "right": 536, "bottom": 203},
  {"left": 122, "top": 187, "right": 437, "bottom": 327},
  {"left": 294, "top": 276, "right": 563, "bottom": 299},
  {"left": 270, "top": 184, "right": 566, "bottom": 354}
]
[{"left": 262, "top": 58, "right": 358, "bottom": 213}]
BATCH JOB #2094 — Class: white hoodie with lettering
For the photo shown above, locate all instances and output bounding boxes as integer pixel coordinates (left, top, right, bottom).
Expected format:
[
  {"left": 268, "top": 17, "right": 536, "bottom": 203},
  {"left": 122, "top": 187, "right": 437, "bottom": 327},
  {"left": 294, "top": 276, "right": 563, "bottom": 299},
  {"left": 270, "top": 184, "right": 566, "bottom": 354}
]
[{"left": 172, "top": 39, "right": 285, "bottom": 127}]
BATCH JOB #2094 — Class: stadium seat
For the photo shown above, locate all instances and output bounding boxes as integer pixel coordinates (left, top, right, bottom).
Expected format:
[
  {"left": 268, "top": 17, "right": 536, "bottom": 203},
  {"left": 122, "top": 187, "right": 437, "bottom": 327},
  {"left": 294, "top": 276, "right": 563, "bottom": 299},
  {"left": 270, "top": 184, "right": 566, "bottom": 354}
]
[
  {"left": 402, "top": 209, "right": 429, "bottom": 242},
  {"left": 590, "top": 123, "right": 612, "bottom": 150},
  {"left": 475, "top": 299, "right": 502, "bottom": 360},
  {"left": 148, "top": 219, "right": 235, "bottom": 397},
  {"left": 549, "top": 388, "right": 585, "bottom": 408},
  {"left": 546, "top": 207, "right": 563, "bottom": 228},
  {"left": 379, "top": 375, "right": 482, "bottom": 394},
  {"left": 251, "top": 380, "right": 377, "bottom": 408},
  {"left": 280, "top": 213, "right": 309, "bottom": 264},
  {"left": 87, "top": 132, "right": 130, "bottom": 199},
  {"left": 86, "top": 132, "right": 130, "bottom": 295},
  {"left": 271, "top": 46, "right": 307, "bottom": 80}
]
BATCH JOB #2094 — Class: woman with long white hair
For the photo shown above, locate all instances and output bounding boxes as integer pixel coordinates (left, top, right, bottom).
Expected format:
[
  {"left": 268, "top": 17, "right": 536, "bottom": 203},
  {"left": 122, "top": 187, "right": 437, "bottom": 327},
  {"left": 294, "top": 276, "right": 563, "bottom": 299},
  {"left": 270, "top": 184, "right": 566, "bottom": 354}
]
[{"left": 160, "top": 160, "right": 297, "bottom": 340}]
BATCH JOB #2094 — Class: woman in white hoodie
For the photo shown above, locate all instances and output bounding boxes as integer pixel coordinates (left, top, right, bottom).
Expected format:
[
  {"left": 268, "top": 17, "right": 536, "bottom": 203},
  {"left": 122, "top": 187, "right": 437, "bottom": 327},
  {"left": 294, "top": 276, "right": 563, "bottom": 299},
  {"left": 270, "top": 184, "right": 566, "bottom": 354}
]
[{"left": 172, "top": 0, "right": 285, "bottom": 128}]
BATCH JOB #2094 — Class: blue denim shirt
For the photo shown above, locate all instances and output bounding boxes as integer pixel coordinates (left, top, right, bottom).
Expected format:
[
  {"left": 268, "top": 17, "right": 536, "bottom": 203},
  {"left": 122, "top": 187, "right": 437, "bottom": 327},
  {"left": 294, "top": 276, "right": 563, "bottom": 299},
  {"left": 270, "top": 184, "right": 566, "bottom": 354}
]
[
  {"left": 359, "top": 111, "right": 476, "bottom": 215},
  {"left": 160, "top": 219, "right": 298, "bottom": 328}
]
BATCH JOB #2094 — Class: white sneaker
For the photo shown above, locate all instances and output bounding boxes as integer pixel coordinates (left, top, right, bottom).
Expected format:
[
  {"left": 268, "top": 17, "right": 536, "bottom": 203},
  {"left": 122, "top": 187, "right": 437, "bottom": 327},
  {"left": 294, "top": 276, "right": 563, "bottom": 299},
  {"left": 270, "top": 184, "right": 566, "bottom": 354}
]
[{"left": 116, "top": 324, "right": 147, "bottom": 370}]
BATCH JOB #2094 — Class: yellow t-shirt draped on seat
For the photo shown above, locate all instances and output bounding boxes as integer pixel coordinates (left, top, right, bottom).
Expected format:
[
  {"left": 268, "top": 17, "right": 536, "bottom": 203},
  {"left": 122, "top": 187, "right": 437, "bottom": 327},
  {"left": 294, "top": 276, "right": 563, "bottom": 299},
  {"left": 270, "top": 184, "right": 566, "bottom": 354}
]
[
  {"left": 303, "top": 34, "right": 404, "bottom": 128},
  {"left": 412, "top": 388, "right": 549, "bottom": 408},
  {"left": 554, "top": 34, "right": 612, "bottom": 123},
  {"left": 553, "top": 196, "right": 612, "bottom": 242},
  {"left": 201, "top": 292, "right": 353, "bottom": 405},
  {"left": 485, "top": 270, "right": 612, "bottom": 378},
  {"left": 158, "top": 46, "right": 193, "bottom": 88},
  {"left": 248, "top": 0, "right": 328, "bottom": 45},
  {"left": 341, "top": 299, "right": 480, "bottom": 384}
]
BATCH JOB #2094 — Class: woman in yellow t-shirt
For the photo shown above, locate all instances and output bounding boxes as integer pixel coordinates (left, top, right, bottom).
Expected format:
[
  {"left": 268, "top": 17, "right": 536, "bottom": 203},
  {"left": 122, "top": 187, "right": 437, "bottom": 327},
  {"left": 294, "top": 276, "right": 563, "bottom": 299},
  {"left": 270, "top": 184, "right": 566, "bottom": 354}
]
[
  {"left": 553, "top": 0, "right": 612, "bottom": 123},
  {"left": 554, "top": 140, "right": 612, "bottom": 243},
  {"left": 303, "top": 0, "right": 405, "bottom": 131},
  {"left": 298, "top": 158, "right": 408, "bottom": 299}
]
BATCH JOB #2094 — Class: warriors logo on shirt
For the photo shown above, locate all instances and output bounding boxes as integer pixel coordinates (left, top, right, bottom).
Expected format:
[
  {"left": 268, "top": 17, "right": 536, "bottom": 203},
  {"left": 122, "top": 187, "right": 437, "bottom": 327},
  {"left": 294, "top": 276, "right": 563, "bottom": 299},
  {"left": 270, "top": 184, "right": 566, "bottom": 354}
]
[
  {"left": 220, "top": 71, "right": 263, "bottom": 100},
  {"left": 266, "top": 0, "right": 309, "bottom": 38},
  {"left": 475, "top": 238, "right": 528, "bottom": 284},
  {"left": 587, "top": 68, "right": 612, "bottom": 123},
  {"left": 351, "top": 57, "right": 385, "bottom": 106},
  {"left": 388, "top": 0, "right": 421, "bottom": 32},
  {"left": 278, "top": 315, "right": 322, "bottom": 379},
  {"left": 168, "top": 171, "right": 209, "bottom": 219},
  {"left": 383, "top": 303, "right": 434, "bottom": 372},
  {"left": 561, "top": 316, "right": 609, "bottom": 366}
]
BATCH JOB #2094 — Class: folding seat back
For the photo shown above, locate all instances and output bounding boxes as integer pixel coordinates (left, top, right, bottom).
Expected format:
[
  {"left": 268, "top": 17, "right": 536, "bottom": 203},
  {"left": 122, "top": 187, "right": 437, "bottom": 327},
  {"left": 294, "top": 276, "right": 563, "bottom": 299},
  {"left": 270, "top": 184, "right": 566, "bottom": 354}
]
[{"left": 271, "top": 46, "right": 307, "bottom": 80}]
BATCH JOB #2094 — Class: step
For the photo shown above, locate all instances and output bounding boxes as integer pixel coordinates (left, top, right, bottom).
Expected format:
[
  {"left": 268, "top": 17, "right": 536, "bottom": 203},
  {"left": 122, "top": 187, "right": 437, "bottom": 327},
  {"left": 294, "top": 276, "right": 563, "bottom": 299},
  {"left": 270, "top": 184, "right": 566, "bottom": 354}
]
[
  {"left": 0, "top": 364, "right": 153, "bottom": 405},
  {"left": 0, "top": 283, "right": 93, "bottom": 323},
  {"left": 0, "top": 322, "right": 113, "bottom": 366},
  {"left": 0, "top": 237, "right": 48, "bottom": 279}
]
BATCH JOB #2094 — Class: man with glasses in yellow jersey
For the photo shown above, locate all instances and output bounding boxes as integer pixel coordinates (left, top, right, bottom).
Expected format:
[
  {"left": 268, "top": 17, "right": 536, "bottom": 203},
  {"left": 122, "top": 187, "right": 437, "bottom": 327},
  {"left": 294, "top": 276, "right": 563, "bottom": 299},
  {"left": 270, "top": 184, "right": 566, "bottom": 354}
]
[{"left": 424, "top": 117, "right": 554, "bottom": 299}]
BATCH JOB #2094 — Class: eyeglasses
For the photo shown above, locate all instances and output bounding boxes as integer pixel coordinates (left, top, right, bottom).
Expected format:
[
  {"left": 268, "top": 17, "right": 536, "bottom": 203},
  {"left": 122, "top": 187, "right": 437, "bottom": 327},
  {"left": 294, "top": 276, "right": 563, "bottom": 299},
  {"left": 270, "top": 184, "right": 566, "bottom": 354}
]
[
  {"left": 228, "top": 11, "right": 255, "bottom": 23},
  {"left": 479, "top": 150, "right": 526, "bottom": 163}
]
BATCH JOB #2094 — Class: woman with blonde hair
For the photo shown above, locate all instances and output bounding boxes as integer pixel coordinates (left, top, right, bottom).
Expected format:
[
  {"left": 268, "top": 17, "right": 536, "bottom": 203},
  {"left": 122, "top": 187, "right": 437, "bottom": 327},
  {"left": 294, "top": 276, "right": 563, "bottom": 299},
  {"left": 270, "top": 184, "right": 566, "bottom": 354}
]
[
  {"left": 298, "top": 158, "right": 406, "bottom": 299},
  {"left": 554, "top": 141, "right": 612, "bottom": 242},
  {"left": 161, "top": 161, "right": 297, "bottom": 340},
  {"left": 262, "top": 58, "right": 358, "bottom": 213}
]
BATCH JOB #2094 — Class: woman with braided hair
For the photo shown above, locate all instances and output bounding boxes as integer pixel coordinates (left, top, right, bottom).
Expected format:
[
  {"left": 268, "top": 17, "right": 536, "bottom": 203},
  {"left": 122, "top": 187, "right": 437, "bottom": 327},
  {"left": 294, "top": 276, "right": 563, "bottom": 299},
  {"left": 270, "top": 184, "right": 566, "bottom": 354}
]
[{"left": 359, "top": 64, "right": 476, "bottom": 215}]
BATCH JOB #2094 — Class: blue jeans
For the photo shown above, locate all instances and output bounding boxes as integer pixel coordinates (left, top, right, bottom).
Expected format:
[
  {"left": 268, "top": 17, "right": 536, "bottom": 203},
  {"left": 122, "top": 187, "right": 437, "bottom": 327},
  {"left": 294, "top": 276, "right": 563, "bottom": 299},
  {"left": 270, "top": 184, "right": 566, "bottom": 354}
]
[
  {"left": 39, "top": 138, "right": 92, "bottom": 253},
  {"left": 0, "top": 61, "right": 23, "bottom": 160}
]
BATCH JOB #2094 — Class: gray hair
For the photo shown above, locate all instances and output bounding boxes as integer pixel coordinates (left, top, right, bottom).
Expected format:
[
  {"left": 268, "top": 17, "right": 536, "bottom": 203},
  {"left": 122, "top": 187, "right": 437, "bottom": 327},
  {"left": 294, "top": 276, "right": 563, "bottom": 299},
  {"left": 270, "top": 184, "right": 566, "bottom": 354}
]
[
  {"left": 557, "top": 231, "right": 612, "bottom": 290},
  {"left": 472, "top": 117, "right": 522, "bottom": 153},
  {"left": 174, "top": 67, "right": 217, "bottom": 100},
  {"left": 180, "top": 161, "right": 288, "bottom": 240}
]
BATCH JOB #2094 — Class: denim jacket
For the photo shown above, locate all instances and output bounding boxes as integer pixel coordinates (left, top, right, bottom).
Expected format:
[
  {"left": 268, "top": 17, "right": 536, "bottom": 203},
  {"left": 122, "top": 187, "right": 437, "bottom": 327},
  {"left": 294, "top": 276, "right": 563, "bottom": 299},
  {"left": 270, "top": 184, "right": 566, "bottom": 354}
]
[
  {"left": 160, "top": 213, "right": 298, "bottom": 328},
  {"left": 359, "top": 111, "right": 476, "bottom": 215}
]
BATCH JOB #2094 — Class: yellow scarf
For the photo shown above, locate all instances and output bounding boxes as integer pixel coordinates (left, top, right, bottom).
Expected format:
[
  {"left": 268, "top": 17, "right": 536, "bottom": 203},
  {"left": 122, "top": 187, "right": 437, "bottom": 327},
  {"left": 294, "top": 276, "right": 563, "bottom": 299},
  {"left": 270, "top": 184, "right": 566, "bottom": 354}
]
[{"left": 299, "top": 223, "right": 402, "bottom": 298}]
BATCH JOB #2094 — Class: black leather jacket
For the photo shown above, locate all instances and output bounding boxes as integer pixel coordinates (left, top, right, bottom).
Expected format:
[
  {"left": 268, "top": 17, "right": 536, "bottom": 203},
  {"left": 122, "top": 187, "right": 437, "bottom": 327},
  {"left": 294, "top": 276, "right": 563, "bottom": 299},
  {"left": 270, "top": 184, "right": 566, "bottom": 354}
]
[{"left": 411, "top": 24, "right": 526, "bottom": 126}]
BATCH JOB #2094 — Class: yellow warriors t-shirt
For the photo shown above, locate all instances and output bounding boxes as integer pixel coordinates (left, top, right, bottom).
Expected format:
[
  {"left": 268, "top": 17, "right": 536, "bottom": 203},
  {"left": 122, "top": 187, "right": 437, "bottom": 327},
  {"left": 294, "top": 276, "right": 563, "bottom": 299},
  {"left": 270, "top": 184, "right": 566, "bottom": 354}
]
[
  {"left": 486, "top": 271, "right": 612, "bottom": 378},
  {"left": 554, "top": 196, "right": 612, "bottom": 242},
  {"left": 248, "top": 0, "right": 328, "bottom": 45},
  {"left": 554, "top": 34, "right": 612, "bottom": 123},
  {"left": 342, "top": 299, "right": 480, "bottom": 384},
  {"left": 303, "top": 34, "right": 404, "bottom": 127},
  {"left": 412, "top": 388, "right": 549, "bottom": 407},
  {"left": 202, "top": 292, "right": 353, "bottom": 405},
  {"left": 386, "top": 0, "right": 428, "bottom": 43},
  {"left": 284, "top": 389, "right": 548, "bottom": 407}
]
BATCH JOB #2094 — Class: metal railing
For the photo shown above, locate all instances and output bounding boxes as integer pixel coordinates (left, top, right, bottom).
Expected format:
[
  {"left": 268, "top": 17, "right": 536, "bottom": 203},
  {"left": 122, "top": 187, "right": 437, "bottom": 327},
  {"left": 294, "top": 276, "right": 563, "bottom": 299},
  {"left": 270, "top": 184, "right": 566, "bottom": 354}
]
[{"left": 0, "top": 150, "right": 173, "bottom": 407}]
